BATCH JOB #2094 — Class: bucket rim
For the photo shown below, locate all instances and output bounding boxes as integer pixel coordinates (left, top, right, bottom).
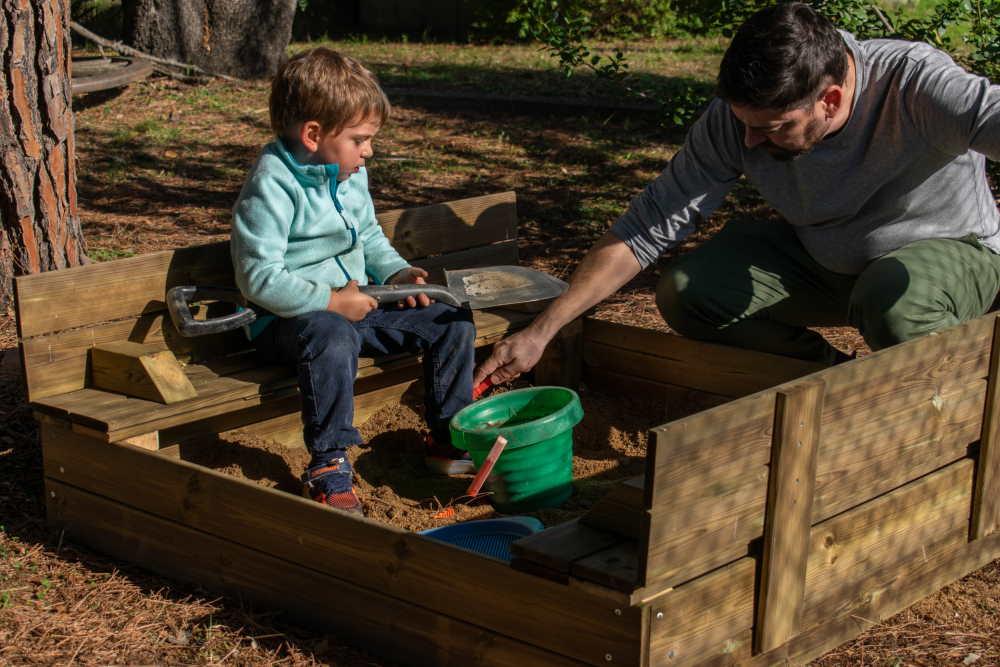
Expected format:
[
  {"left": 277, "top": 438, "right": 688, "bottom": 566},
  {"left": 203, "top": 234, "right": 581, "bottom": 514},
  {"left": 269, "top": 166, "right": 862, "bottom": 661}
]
[{"left": 450, "top": 385, "right": 583, "bottom": 447}]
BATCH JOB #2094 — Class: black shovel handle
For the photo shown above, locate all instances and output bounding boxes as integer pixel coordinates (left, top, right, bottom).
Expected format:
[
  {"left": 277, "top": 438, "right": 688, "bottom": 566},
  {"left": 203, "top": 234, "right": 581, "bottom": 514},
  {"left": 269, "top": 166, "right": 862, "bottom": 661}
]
[
  {"left": 359, "top": 284, "right": 463, "bottom": 308},
  {"left": 166, "top": 285, "right": 256, "bottom": 337}
]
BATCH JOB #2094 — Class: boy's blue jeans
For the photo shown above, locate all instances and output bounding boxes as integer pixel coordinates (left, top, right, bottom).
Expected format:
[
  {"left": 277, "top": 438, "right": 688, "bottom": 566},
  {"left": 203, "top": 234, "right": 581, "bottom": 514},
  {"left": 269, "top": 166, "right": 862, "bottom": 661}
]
[{"left": 254, "top": 303, "right": 476, "bottom": 469}]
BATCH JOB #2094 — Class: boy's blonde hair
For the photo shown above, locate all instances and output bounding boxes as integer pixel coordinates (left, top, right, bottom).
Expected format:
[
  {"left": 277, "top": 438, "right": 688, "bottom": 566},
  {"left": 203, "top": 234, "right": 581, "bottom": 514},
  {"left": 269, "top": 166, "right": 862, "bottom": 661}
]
[{"left": 269, "top": 48, "right": 390, "bottom": 137}]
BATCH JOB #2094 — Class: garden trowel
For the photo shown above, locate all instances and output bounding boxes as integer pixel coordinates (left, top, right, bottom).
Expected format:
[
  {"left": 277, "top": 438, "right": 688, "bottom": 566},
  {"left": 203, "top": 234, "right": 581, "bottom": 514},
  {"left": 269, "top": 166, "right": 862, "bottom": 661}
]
[{"left": 360, "top": 265, "right": 567, "bottom": 310}]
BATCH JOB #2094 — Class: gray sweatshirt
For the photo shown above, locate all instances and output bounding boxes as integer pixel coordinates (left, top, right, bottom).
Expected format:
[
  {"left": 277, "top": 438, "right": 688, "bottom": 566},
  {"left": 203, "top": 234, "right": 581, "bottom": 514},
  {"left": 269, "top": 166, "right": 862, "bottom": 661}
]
[{"left": 613, "top": 33, "right": 1000, "bottom": 275}]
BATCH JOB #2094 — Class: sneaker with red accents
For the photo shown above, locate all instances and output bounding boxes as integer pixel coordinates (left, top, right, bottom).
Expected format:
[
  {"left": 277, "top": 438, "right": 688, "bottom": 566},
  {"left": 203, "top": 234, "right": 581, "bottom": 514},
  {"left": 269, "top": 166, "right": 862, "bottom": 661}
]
[
  {"left": 423, "top": 434, "right": 475, "bottom": 476},
  {"left": 302, "top": 457, "right": 363, "bottom": 516}
]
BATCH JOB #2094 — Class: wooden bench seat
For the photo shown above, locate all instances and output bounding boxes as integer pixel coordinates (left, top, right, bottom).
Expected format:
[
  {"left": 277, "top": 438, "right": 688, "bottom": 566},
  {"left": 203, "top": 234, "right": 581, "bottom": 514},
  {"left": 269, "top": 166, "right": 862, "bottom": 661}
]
[
  {"left": 17, "top": 192, "right": 576, "bottom": 451},
  {"left": 30, "top": 308, "right": 536, "bottom": 442}
]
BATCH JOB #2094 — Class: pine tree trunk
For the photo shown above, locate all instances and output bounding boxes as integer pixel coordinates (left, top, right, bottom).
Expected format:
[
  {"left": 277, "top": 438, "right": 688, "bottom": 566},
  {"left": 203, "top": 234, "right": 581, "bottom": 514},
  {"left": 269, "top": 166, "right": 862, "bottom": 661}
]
[
  {"left": 123, "top": 0, "right": 297, "bottom": 79},
  {"left": 0, "top": 0, "right": 86, "bottom": 313}
]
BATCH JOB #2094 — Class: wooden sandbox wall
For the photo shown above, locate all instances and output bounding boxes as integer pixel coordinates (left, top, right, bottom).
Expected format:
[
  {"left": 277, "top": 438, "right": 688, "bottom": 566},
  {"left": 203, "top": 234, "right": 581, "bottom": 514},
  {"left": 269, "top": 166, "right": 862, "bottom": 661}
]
[
  {"left": 36, "top": 313, "right": 1000, "bottom": 666},
  {"left": 581, "top": 314, "right": 1000, "bottom": 665}
]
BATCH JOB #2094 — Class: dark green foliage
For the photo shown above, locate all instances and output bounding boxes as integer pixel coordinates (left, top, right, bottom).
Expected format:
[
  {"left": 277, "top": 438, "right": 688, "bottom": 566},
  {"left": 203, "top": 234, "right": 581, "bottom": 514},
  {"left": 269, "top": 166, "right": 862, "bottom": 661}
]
[{"left": 505, "top": 0, "right": 684, "bottom": 41}]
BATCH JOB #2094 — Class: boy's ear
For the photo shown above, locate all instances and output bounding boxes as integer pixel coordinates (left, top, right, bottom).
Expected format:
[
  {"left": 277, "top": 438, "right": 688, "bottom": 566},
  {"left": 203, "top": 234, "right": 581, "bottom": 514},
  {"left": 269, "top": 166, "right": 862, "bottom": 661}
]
[{"left": 299, "top": 121, "right": 323, "bottom": 153}]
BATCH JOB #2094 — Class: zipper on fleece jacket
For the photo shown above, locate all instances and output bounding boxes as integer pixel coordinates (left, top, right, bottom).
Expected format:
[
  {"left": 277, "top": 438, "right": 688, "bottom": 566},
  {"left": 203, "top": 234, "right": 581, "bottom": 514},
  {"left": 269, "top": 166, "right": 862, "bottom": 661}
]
[{"left": 326, "top": 164, "right": 358, "bottom": 283}]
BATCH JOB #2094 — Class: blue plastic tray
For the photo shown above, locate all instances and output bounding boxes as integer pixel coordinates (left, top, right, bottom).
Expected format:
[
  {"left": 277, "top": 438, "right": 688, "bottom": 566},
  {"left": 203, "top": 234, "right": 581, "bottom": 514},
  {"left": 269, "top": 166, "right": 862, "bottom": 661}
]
[{"left": 419, "top": 516, "right": 544, "bottom": 562}]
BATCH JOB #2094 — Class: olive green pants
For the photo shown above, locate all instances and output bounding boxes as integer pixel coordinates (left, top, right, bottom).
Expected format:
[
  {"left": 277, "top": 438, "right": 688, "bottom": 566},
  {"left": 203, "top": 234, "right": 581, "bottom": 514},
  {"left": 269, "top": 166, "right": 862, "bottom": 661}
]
[{"left": 656, "top": 221, "right": 1000, "bottom": 364}]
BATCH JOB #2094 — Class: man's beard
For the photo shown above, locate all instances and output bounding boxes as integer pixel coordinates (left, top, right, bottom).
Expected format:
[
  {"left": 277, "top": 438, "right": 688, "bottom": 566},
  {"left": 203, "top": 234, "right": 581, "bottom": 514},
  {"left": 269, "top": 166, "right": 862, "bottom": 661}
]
[{"left": 762, "top": 115, "right": 830, "bottom": 162}]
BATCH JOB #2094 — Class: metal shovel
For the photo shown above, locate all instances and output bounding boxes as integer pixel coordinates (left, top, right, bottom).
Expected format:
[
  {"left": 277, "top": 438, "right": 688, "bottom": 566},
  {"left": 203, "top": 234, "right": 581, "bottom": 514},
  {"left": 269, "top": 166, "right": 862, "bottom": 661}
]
[
  {"left": 360, "top": 265, "right": 567, "bottom": 310},
  {"left": 166, "top": 266, "right": 566, "bottom": 338}
]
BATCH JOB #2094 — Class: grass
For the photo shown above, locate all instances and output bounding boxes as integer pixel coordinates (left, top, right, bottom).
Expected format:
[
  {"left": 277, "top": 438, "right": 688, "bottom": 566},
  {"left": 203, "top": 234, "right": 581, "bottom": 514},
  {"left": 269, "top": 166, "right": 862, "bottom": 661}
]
[{"left": 294, "top": 36, "right": 725, "bottom": 105}]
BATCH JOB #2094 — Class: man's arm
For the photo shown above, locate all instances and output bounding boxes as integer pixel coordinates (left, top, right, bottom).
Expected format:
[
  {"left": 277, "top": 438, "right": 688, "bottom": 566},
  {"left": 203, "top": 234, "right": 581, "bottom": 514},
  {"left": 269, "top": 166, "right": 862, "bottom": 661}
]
[{"left": 474, "top": 230, "right": 641, "bottom": 385}]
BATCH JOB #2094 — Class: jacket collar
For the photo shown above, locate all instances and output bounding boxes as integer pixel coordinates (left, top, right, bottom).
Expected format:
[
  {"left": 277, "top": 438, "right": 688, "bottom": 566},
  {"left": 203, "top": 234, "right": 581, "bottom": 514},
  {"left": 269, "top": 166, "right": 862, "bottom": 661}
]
[{"left": 271, "top": 138, "right": 341, "bottom": 195}]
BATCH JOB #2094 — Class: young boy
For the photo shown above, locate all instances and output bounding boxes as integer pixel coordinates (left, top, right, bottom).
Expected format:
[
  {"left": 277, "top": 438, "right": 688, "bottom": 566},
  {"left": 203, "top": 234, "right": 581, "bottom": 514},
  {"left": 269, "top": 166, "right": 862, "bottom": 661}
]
[{"left": 231, "top": 48, "right": 476, "bottom": 515}]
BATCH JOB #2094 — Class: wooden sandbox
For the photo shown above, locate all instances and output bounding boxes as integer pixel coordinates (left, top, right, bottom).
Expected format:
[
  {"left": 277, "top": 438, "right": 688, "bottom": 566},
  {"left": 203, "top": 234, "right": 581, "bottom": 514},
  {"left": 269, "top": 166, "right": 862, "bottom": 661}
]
[{"left": 15, "top": 193, "right": 1000, "bottom": 666}]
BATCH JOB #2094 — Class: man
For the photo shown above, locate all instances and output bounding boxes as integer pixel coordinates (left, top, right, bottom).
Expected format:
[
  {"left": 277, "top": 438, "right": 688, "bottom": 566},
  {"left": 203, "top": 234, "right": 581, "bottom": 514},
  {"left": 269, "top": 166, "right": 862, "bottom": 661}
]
[{"left": 476, "top": 2, "right": 1000, "bottom": 386}]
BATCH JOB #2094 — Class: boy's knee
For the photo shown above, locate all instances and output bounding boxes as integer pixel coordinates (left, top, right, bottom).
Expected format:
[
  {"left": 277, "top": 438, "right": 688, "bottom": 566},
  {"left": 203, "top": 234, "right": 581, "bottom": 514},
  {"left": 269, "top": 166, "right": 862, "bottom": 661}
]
[{"left": 297, "top": 311, "right": 360, "bottom": 358}]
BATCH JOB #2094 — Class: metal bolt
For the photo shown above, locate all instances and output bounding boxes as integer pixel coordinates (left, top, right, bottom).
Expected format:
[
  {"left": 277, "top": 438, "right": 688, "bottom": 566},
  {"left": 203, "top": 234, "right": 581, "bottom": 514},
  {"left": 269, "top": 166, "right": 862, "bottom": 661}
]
[
  {"left": 668, "top": 649, "right": 676, "bottom": 659},
  {"left": 50, "top": 491, "right": 55, "bottom": 498},
  {"left": 605, "top": 653, "right": 613, "bottom": 662},
  {"left": 613, "top": 608, "right": 622, "bottom": 616},
  {"left": 656, "top": 611, "right": 664, "bottom": 620},
  {"left": 59, "top": 466, "right": 65, "bottom": 474}
]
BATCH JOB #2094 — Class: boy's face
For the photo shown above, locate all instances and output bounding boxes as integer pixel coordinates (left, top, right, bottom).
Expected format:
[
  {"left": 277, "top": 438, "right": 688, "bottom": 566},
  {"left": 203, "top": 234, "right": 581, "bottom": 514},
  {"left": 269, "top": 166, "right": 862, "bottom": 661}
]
[{"left": 303, "top": 116, "right": 380, "bottom": 180}]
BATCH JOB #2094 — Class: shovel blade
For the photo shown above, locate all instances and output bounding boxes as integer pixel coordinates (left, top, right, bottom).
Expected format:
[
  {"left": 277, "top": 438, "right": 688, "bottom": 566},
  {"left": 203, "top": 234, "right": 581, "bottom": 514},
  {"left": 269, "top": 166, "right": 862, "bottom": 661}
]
[{"left": 444, "top": 266, "right": 567, "bottom": 310}]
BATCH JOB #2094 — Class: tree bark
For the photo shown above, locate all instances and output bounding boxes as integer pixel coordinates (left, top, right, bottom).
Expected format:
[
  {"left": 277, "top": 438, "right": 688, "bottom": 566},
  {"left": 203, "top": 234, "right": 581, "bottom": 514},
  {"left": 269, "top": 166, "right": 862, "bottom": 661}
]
[
  {"left": 122, "top": 0, "right": 297, "bottom": 80},
  {"left": 1, "top": 0, "right": 86, "bottom": 313}
]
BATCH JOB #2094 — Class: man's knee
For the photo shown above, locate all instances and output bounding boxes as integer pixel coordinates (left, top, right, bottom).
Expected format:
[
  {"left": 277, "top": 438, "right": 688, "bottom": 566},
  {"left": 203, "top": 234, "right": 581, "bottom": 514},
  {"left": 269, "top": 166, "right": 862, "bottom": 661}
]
[
  {"left": 849, "top": 259, "right": 952, "bottom": 349},
  {"left": 656, "top": 265, "right": 716, "bottom": 336}
]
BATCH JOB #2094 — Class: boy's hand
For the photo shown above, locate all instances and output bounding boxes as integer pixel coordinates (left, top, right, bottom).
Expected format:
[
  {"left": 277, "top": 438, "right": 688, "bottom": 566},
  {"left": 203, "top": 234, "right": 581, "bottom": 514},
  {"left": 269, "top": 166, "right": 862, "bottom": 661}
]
[
  {"left": 388, "top": 267, "right": 432, "bottom": 308},
  {"left": 328, "top": 280, "right": 378, "bottom": 321}
]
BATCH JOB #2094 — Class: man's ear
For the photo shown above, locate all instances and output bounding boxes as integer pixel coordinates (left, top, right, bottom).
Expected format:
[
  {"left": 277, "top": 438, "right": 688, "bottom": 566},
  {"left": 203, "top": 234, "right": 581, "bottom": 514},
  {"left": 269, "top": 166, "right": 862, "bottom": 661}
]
[
  {"left": 820, "top": 86, "right": 843, "bottom": 119},
  {"left": 299, "top": 121, "right": 322, "bottom": 152}
]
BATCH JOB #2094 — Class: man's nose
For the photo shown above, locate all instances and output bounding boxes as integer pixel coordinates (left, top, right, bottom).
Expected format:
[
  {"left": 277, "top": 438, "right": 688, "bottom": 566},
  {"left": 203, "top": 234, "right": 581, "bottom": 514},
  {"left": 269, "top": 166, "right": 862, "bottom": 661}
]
[{"left": 744, "top": 126, "right": 767, "bottom": 149}]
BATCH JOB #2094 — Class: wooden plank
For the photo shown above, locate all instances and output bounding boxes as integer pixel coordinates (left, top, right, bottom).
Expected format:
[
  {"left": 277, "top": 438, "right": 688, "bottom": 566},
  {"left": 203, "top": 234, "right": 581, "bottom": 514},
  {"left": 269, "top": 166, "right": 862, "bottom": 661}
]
[
  {"left": 41, "top": 422, "right": 642, "bottom": 666},
  {"left": 570, "top": 541, "right": 641, "bottom": 592},
  {"left": 413, "top": 239, "right": 519, "bottom": 279},
  {"left": 535, "top": 318, "right": 584, "bottom": 389},
  {"left": 974, "top": 315, "right": 1000, "bottom": 539},
  {"left": 645, "top": 558, "right": 756, "bottom": 667},
  {"left": 752, "top": 521, "right": 1000, "bottom": 666},
  {"left": 641, "top": 392, "right": 776, "bottom": 591},
  {"left": 813, "top": 377, "right": 984, "bottom": 521},
  {"left": 14, "top": 242, "right": 235, "bottom": 339},
  {"left": 45, "top": 479, "right": 589, "bottom": 667},
  {"left": 510, "top": 518, "right": 623, "bottom": 575},
  {"left": 580, "top": 476, "right": 647, "bottom": 539},
  {"left": 377, "top": 191, "right": 517, "bottom": 260},
  {"left": 583, "top": 319, "right": 824, "bottom": 398},
  {"left": 802, "top": 460, "right": 975, "bottom": 627},
  {"left": 90, "top": 341, "right": 197, "bottom": 404},
  {"left": 30, "top": 308, "right": 535, "bottom": 441},
  {"left": 118, "top": 431, "right": 160, "bottom": 451},
  {"left": 754, "top": 381, "right": 824, "bottom": 654},
  {"left": 14, "top": 193, "right": 517, "bottom": 339}
]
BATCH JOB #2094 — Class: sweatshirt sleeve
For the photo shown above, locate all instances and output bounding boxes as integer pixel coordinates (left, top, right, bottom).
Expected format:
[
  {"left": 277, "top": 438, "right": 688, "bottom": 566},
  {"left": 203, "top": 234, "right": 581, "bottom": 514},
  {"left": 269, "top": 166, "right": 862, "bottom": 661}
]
[
  {"left": 231, "top": 167, "right": 332, "bottom": 318},
  {"left": 353, "top": 169, "right": 411, "bottom": 284},
  {"left": 611, "top": 98, "right": 743, "bottom": 268},
  {"left": 903, "top": 46, "right": 1000, "bottom": 161}
]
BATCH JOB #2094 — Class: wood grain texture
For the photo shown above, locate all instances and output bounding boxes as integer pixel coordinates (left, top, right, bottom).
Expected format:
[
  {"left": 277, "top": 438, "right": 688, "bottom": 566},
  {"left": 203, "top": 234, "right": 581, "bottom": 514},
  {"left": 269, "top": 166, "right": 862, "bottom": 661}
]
[
  {"left": 46, "top": 479, "right": 591, "bottom": 667},
  {"left": 754, "top": 380, "right": 825, "bottom": 654},
  {"left": 90, "top": 341, "right": 197, "bottom": 403},
  {"left": 645, "top": 557, "right": 756, "bottom": 667},
  {"left": 41, "top": 422, "right": 643, "bottom": 666},
  {"left": 583, "top": 319, "right": 824, "bottom": 398},
  {"left": 974, "top": 315, "right": 1000, "bottom": 539},
  {"left": 642, "top": 392, "right": 776, "bottom": 590}
]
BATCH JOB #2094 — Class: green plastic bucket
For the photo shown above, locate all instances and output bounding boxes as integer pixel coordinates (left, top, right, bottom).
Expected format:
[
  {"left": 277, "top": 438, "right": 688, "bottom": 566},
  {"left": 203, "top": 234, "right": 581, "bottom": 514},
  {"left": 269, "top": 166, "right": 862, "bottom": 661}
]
[{"left": 450, "top": 386, "right": 583, "bottom": 512}]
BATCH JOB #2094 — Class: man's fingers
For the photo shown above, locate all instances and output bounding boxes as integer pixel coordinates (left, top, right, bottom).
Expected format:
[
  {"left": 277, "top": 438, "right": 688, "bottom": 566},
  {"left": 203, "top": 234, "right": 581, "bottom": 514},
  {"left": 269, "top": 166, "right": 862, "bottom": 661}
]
[{"left": 473, "top": 356, "right": 500, "bottom": 386}]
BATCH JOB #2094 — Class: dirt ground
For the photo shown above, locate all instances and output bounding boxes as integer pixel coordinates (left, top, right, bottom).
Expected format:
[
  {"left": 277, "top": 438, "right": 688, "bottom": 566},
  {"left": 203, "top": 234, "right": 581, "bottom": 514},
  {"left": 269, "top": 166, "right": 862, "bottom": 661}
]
[{"left": 1, "top": 62, "right": 998, "bottom": 664}]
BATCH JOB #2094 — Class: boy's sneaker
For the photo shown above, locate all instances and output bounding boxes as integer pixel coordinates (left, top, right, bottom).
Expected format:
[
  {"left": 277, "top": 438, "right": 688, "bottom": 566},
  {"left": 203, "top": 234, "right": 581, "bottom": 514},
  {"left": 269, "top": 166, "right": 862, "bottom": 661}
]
[
  {"left": 302, "top": 457, "right": 363, "bottom": 516},
  {"left": 423, "top": 434, "right": 475, "bottom": 476}
]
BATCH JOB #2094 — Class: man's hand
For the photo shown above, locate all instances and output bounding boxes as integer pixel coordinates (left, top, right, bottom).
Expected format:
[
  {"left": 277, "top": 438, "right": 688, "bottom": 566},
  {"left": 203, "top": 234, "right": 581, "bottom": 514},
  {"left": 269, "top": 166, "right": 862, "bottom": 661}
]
[
  {"left": 388, "top": 266, "right": 432, "bottom": 308},
  {"left": 328, "top": 280, "right": 378, "bottom": 321},
  {"left": 474, "top": 327, "right": 549, "bottom": 385},
  {"left": 475, "top": 230, "right": 643, "bottom": 386}
]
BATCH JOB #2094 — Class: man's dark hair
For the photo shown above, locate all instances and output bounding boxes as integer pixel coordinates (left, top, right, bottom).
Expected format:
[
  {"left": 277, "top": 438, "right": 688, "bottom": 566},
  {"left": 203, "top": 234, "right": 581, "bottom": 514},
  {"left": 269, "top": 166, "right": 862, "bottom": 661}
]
[{"left": 717, "top": 2, "right": 848, "bottom": 110}]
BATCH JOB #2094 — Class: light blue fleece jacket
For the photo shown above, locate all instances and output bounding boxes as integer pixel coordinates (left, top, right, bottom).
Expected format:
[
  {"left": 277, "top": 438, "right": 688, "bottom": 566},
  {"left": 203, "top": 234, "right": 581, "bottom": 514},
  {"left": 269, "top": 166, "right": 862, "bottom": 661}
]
[{"left": 231, "top": 139, "right": 410, "bottom": 320}]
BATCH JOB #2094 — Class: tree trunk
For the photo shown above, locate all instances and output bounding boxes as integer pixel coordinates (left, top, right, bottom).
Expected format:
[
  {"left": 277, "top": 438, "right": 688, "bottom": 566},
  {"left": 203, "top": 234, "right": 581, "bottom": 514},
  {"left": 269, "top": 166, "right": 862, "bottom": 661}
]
[
  {"left": 123, "top": 0, "right": 297, "bottom": 79},
  {"left": 0, "top": 0, "right": 87, "bottom": 313}
]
